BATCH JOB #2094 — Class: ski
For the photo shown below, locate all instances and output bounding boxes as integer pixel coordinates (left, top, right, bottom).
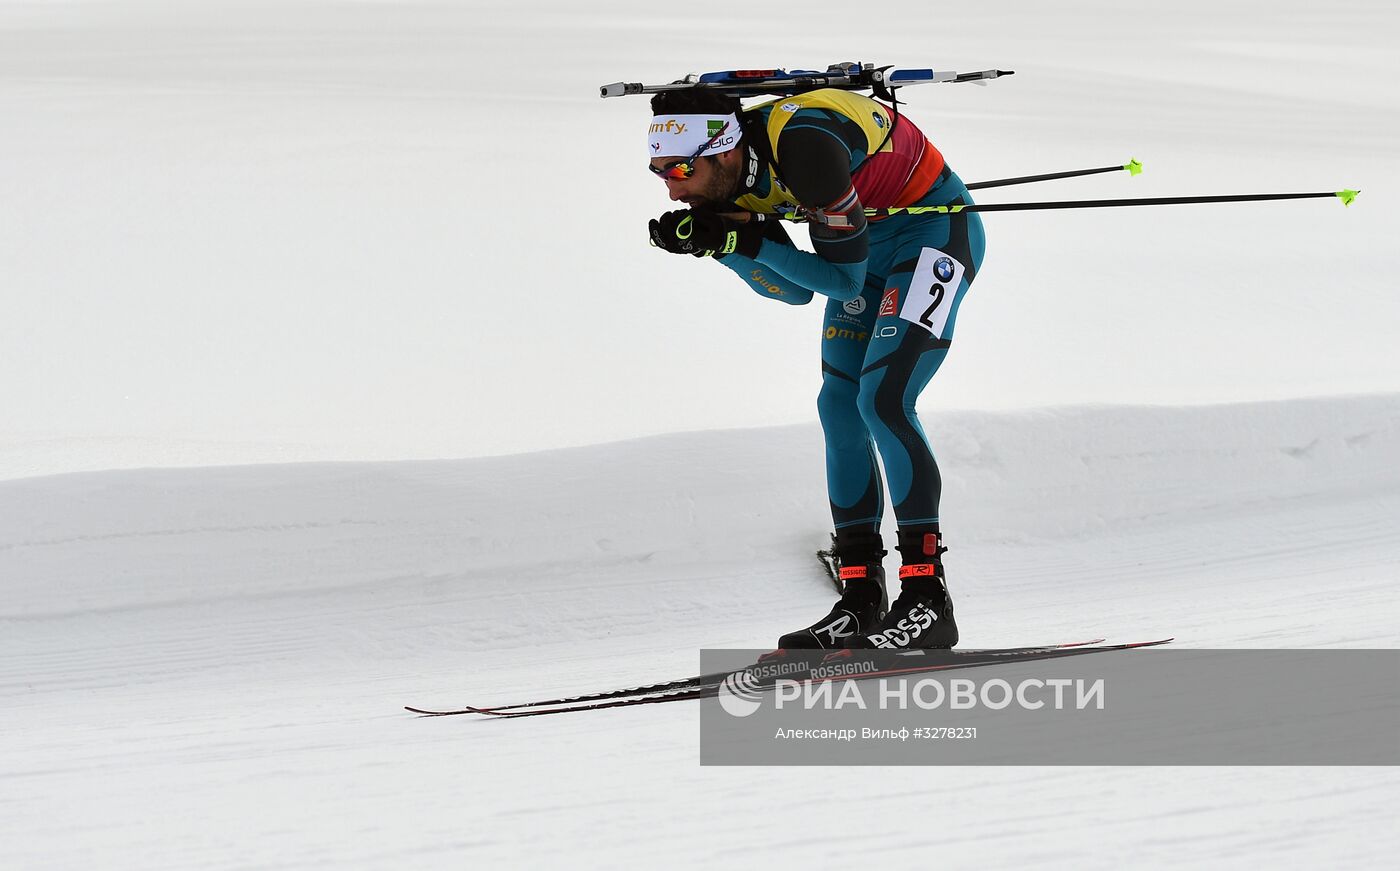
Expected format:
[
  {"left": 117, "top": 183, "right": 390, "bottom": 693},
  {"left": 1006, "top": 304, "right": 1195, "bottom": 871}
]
[
  {"left": 416, "top": 686, "right": 717, "bottom": 720},
  {"left": 456, "top": 638, "right": 1170, "bottom": 722},
  {"left": 454, "top": 639, "right": 1171, "bottom": 719},
  {"left": 404, "top": 671, "right": 728, "bottom": 717},
  {"left": 404, "top": 638, "right": 1113, "bottom": 717}
]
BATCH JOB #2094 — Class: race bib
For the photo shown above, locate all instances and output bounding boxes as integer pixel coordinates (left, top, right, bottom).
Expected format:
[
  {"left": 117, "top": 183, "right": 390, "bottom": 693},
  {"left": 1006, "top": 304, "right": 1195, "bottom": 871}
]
[{"left": 898, "top": 247, "right": 966, "bottom": 338}]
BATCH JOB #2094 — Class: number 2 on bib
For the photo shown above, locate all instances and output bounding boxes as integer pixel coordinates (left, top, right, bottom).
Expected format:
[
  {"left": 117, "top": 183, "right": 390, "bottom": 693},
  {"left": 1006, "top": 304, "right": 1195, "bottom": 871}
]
[{"left": 898, "top": 247, "right": 966, "bottom": 339}]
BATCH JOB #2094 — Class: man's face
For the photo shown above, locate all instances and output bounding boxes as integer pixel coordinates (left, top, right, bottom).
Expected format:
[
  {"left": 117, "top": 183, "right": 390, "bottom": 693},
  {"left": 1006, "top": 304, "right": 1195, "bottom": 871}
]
[{"left": 650, "top": 149, "right": 740, "bottom": 208}]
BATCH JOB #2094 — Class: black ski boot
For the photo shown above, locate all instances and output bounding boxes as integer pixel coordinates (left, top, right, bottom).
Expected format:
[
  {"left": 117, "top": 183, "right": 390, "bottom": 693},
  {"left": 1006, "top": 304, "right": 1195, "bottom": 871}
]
[
  {"left": 844, "top": 530, "right": 958, "bottom": 650},
  {"left": 778, "top": 529, "right": 889, "bottom": 650}
]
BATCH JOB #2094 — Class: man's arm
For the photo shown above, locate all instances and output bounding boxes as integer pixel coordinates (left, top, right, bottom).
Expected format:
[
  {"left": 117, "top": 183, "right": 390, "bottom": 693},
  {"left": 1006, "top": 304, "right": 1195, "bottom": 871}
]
[
  {"left": 746, "top": 123, "right": 869, "bottom": 302},
  {"left": 715, "top": 220, "right": 814, "bottom": 305}
]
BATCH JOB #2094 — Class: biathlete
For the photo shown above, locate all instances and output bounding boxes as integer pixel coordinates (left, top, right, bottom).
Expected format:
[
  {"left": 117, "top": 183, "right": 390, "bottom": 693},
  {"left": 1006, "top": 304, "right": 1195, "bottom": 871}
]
[{"left": 645, "top": 86, "right": 986, "bottom": 650}]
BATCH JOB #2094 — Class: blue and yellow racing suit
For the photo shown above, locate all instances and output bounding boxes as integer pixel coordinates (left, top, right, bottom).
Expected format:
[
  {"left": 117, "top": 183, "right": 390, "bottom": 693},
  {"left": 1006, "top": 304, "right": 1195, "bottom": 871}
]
[{"left": 717, "top": 89, "right": 987, "bottom": 543}]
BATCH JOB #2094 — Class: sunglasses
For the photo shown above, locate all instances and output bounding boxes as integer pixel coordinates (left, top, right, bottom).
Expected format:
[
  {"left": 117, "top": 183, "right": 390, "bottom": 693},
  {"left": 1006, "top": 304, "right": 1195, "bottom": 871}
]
[{"left": 648, "top": 121, "right": 731, "bottom": 180}]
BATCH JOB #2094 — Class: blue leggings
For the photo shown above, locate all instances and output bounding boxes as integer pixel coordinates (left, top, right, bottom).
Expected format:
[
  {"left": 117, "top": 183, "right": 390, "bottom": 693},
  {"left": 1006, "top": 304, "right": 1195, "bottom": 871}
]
[{"left": 817, "top": 186, "right": 986, "bottom": 535}]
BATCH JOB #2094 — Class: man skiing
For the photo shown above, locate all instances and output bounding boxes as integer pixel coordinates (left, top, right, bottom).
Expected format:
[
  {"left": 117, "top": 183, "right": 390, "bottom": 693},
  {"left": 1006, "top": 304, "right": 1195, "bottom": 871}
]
[{"left": 646, "top": 85, "right": 986, "bottom": 650}]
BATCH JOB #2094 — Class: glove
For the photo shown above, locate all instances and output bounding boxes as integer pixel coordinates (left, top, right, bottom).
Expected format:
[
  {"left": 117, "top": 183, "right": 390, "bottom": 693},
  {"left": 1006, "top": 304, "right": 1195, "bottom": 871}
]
[
  {"left": 648, "top": 209, "right": 708, "bottom": 257},
  {"left": 648, "top": 209, "right": 766, "bottom": 259}
]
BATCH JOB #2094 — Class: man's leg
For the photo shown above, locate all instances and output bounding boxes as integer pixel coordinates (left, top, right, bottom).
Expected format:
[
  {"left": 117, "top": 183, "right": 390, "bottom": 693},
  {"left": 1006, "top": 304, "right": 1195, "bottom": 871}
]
[
  {"left": 817, "top": 282, "right": 885, "bottom": 537},
  {"left": 858, "top": 212, "right": 984, "bottom": 534},
  {"left": 778, "top": 279, "right": 891, "bottom": 650},
  {"left": 846, "top": 210, "right": 986, "bottom": 649}
]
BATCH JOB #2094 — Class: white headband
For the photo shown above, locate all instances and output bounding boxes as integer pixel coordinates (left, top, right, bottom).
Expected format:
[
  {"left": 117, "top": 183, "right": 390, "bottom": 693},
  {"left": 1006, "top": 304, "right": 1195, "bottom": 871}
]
[{"left": 648, "top": 113, "right": 740, "bottom": 159}]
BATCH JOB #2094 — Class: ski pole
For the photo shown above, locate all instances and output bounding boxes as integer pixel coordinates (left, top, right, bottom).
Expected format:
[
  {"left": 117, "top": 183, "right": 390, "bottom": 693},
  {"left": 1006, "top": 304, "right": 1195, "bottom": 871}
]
[
  {"left": 776, "top": 189, "right": 1360, "bottom": 223},
  {"left": 968, "top": 159, "right": 1143, "bottom": 191}
]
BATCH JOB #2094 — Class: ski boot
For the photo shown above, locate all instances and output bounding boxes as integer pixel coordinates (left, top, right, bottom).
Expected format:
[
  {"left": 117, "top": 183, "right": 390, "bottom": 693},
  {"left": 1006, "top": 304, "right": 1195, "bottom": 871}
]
[
  {"left": 844, "top": 530, "right": 958, "bottom": 649},
  {"left": 777, "top": 528, "right": 889, "bottom": 649}
]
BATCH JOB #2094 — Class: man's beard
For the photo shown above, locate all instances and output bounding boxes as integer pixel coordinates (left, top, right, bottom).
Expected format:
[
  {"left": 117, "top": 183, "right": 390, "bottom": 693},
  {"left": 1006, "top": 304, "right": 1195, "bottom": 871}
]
[{"left": 692, "top": 158, "right": 739, "bottom": 207}]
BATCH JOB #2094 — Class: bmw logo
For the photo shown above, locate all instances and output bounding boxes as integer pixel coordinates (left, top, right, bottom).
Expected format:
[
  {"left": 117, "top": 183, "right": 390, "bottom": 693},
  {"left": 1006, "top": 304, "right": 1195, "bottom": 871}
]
[
  {"left": 873, "top": 111, "right": 885, "bottom": 128},
  {"left": 934, "top": 256, "right": 956, "bottom": 283}
]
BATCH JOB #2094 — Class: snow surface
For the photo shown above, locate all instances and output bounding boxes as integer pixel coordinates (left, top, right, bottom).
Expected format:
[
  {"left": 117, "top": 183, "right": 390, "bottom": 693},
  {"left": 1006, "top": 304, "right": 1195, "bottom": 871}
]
[
  {"left": 1, "top": 0, "right": 1398, "bottom": 477},
  {"left": 3, "top": 1, "right": 1400, "bottom": 868},
  {"left": 5, "top": 396, "right": 1400, "bottom": 868}
]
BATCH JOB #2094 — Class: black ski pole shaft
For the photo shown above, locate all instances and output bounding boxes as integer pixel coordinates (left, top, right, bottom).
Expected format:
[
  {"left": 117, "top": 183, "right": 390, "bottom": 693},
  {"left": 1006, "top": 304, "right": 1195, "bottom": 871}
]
[
  {"left": 894, "top": 189, "right": 1358, "bottom": 215},
  {"left": 773, "top": 189, "right": 1358, "bottom": 222},
  {"left": 968, "top": 159, "right": 1143, "bottom": 191}
]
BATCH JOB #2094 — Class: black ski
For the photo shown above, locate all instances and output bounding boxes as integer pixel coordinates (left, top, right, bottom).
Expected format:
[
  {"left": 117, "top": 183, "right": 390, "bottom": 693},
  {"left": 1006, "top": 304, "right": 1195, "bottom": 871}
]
[
  {"left": 454, "top": 639, "right": 1172, "bottom": 719},
  {"left": 404, "top": 638, "right": 1112, "bottom": 717}
]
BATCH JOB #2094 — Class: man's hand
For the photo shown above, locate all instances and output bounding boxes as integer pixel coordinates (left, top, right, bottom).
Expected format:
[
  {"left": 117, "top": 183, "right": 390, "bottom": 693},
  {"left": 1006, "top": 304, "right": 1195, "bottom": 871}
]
[
  {"left": 648, "top": 209, "right": 709, "bottom": 257},
  {"left": 648, "top": 208, "right": 766, "bottom": 259}
]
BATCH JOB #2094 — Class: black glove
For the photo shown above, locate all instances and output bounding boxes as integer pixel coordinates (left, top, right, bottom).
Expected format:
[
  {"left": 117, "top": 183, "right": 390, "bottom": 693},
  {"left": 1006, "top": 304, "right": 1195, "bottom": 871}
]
[{"left": 648, "top": 209, "right": 766, "bottom": 259}]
